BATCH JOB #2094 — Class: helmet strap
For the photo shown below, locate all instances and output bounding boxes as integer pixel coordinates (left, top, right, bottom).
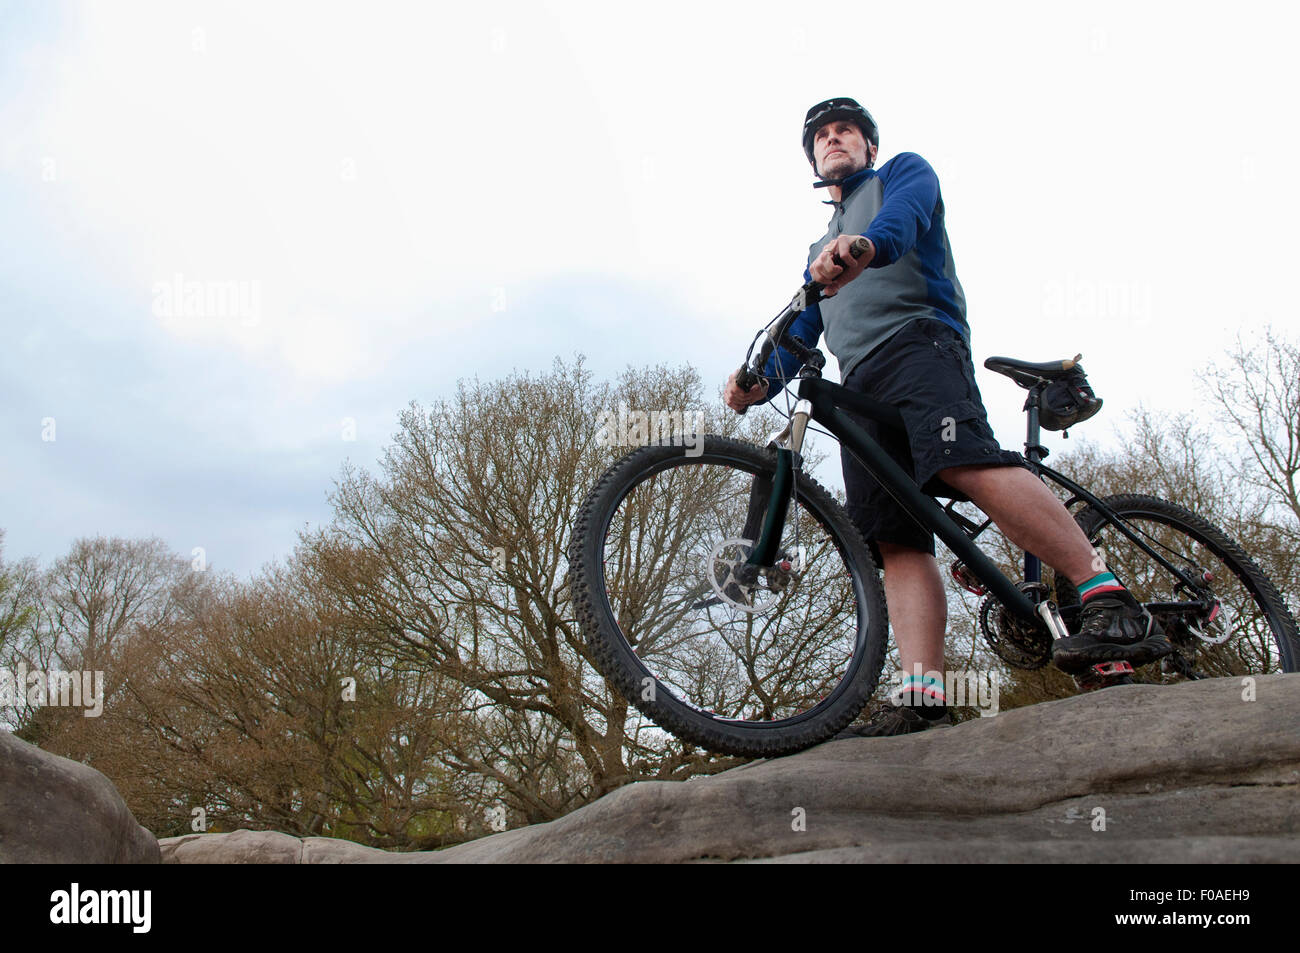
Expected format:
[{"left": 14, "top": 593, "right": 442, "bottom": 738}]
[{"left": 809, "top": 142, "right": 875, "bottom": 189}]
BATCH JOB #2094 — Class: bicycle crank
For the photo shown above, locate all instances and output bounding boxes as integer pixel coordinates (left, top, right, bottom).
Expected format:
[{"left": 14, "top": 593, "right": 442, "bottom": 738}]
[{"left": 978, "top": 582, "right": 1055, "bottom": 670}]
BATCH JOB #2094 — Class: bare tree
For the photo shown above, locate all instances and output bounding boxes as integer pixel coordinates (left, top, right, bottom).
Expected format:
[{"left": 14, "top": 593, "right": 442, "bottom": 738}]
[
  {"left": 1, "top": 533, "right": 44, "bottom": 733},
  {"left": 299, "top": 356, "right": 783, "bottom": 823},
  {"left": 42, "top": 535, "right": 191, "bottom": 672},
  {"left": 0, "top": 531, "right": 40, "bottom": 660},
  {"left": 40, "top": 556, "right": 486, "bottom": 847},
  {"left": 1202, "top": 325, "right": 1300, "bottom": 532}
]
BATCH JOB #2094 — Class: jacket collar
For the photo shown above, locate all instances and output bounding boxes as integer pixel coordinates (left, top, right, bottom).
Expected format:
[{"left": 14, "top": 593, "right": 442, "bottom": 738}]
[{"left": 822, "top": 164, "right": 876, "bottom": 207}]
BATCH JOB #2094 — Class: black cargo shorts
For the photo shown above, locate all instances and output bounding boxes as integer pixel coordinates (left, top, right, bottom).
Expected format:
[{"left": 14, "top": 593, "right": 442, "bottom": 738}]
[{"left": 839, "top": 317, "right": 1029, "bottom": 564}]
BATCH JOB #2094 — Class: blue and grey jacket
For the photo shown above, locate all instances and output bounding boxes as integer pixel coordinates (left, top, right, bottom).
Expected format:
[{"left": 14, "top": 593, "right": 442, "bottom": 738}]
[{"left": 759, "top": 152, "right": 968, "bottom": 403}]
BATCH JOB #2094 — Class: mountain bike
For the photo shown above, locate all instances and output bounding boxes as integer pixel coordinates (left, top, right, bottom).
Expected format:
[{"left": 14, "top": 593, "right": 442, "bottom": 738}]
[{"left": 567, "top": 239, "right": 1300, "bottom": 758}]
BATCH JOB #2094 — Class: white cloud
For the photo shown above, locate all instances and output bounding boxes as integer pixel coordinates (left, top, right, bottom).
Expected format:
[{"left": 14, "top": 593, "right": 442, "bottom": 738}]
[{"left": 2, "top": 0, "right": 1297, "bottom": 573}]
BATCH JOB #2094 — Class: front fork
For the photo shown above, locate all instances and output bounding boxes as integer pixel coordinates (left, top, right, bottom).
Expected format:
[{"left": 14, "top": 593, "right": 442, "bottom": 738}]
[{"left": 742, "top": 399, "right": 813, "bottom": 568}]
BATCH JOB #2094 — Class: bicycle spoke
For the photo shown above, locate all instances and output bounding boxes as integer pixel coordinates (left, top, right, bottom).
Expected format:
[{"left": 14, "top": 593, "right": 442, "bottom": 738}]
[
  {"left": 1080, "top": 506, "right": 1291, "bottom": 681},
  {"left": 600, "top": 461, "right": 861, "bottom": 722}
]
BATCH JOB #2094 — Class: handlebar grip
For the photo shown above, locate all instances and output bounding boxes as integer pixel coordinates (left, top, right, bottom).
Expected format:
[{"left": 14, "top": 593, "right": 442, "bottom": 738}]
[{"left": 830, "top": 235, "right": 873, "bottom": 269}]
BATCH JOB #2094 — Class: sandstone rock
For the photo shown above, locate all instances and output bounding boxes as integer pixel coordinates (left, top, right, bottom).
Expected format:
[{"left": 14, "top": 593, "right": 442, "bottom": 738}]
[
  {"left": 0, "top": 730, "right": 159, "bottom": 863},
  {"left": 160, "top": 829, "right": 304, "bottom": 864},
  {"left": 156, "top": 674, "right": 1300, "bottom": 863},
  {"left": 159, "top": 831, "right": 444, "bottom": 863}
]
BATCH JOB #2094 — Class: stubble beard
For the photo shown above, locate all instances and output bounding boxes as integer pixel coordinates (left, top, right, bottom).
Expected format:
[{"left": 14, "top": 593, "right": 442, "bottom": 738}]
[{"left": 819, "top": 151, "right": 866, "bottom": 180}]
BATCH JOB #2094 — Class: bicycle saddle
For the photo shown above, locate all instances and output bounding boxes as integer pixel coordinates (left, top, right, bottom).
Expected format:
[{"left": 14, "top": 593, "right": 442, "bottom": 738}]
[{"left": 983, "top": 354, "right": 1082, "bottom": 389}]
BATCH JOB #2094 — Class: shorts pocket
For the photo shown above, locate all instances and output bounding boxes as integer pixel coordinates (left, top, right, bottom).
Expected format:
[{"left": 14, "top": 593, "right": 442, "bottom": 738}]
[
  {"left": 917, "top": 398, "right": 999, "bottom": 498},
  {"left": 931, "top": 399, "right": 984, "bottom": 446},
  {"left": 929, "top": 333, "right": 977, "bottom": 402}
]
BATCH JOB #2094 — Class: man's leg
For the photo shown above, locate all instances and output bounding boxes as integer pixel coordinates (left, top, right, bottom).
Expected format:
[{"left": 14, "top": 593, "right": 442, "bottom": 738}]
[
  {"left": 850, "top": 316, "right": 1165, "bottom": 675},
  {"left": 936, "top": 463, "right": 1098, "bottom": 583},
  {"left": 831, "top": 539, "right": 953, "bottom": 737},
  {"left": 840, "top": 435, "right": 954, "bottom": 709},
  {"left": 938, "top": 462, "right": 1172, "bottom": 671},
  {"left": 877, "top": 541, "right": 948, "bottom": 677}
]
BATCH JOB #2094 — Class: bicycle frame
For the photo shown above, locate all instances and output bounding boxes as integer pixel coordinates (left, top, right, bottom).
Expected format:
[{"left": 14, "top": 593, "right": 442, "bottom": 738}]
[
  {"left": 748, "top": 374, "right": 1214, "bottom": 630},
  {"left": 793, "top": 375, "right": 1036, "bottom": 623}
]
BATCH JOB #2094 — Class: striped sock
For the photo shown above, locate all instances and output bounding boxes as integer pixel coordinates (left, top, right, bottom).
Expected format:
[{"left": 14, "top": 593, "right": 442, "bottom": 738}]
[
  {"left": 896, "top": 673, "right": 948, "bottom": 718},
  {"left": 1077, "top": 570, "right": 1126, "bottom": 602}
]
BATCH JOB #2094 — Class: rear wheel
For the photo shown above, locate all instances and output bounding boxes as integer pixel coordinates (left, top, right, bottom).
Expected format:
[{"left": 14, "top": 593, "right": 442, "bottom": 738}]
[
  {"left": 568, "top": 436, "right": 889, "bottom": 757},
  {"left": 1054, "top": 494, "right": 1299, "bottom": 680}
]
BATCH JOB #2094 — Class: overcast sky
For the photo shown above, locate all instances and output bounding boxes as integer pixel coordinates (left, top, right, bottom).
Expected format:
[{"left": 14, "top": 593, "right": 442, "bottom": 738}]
[{"left": 2, "top": 0, "right": 1295, "bottom": 577}]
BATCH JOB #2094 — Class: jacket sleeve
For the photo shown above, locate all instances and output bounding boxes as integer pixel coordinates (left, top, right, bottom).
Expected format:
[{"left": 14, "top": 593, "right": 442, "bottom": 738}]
[
  {"left": 757, "top": 266, "right": 824, "bottom": 405},
  {"left": 862, "top": 152, "right": 940, "bottom": 267}
]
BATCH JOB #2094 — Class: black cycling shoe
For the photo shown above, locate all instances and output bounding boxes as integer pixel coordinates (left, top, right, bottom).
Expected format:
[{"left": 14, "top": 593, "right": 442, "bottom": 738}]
[
  {"left": 1052, "top": 590, "right": 1172, "bottom": 674},
  {"left": 832, "top": 704, "right": 953, "bottom": 739}
]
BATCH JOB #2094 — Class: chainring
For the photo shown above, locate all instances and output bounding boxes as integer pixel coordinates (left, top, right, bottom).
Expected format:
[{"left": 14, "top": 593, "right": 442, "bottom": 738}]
[{"left": 979, "top": 583, "right": 1054, "bottom": 670}]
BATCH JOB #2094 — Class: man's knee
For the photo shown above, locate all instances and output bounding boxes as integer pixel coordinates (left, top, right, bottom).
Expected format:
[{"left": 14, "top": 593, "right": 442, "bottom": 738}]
[{"left": 876, "top": 539, "right": 935, "bottom": 564}]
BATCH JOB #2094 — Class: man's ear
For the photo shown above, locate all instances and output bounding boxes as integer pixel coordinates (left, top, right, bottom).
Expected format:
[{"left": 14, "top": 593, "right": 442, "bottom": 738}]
[{"left": 868, "top": 143, "right": 878, "bottom": 168}]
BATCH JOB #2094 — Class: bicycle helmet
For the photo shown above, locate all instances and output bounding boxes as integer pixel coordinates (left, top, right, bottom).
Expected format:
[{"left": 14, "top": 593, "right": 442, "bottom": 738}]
[{"left": 802, "top": 97, "right": 879, "bottom": 172}]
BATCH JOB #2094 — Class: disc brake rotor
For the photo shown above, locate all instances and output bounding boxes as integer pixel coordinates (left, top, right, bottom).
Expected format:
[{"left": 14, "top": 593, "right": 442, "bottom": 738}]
[
  {"left": 702, "top": 538, "right": 799, "bottom": 615},
  {"left": 1187, "top": 598, "right": 1232, "bottom": 645}
]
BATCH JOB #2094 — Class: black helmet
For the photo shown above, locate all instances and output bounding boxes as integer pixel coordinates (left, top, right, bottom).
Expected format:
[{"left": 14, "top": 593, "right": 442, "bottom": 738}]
[{"left": 802, "top": 97, "right": 879, "bottom": 170}]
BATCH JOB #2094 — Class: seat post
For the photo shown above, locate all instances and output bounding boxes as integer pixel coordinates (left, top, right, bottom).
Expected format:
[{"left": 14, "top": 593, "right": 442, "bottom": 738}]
[
  {"left": 1022, "top": 384, "right": 1049, "bottom": 585},
  {"left": 1022, "top": 383, "right": 1048, "bottom": 465}
]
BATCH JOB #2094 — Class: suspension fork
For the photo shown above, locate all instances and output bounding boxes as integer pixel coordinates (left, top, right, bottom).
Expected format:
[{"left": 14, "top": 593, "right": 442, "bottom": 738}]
[{"left": 742, "top": 400, "right": 813, "bottom": 567}]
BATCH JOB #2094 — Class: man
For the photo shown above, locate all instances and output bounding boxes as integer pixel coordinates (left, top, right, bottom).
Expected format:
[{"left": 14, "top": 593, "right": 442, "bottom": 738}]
[{"left": 723, "top": 97, "right": 1171, "bottom": 736}]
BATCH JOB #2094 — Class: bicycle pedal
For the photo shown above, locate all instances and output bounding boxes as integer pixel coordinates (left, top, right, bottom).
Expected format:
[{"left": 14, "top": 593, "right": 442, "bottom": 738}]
[
  {"left": 1089, "top": 661, "right": 1134, "bottom": 677},
  {"left": 1073, "top": 660, "right": 1134, "bottom": 692}
]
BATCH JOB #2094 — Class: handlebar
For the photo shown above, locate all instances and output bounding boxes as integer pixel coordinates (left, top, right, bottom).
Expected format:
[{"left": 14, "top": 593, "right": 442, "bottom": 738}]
[{"left": 733, "top": 236, "right": 872, "bottom": 415}]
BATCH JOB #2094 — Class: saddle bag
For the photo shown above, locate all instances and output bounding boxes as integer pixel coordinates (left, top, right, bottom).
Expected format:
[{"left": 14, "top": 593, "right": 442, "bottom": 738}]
[{"left": 1039, "top": 366, "right": 1102, "bottom": 431}]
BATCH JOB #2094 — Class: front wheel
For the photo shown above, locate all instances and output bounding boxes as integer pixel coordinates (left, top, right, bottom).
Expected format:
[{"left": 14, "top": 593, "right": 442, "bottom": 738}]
[
  {"left": 1055, "top": 493, "right": 1300, "bottom": 679},
  {"left": 568, "top": 436, "right": 889, "bottom": 758}
]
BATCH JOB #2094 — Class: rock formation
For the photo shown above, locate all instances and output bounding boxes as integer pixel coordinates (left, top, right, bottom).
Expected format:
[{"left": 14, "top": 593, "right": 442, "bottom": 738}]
[
  {"left": 0, "top": 731, "right": 159, "bottom": 863},
  {"left": 5, "top": 675, "right": 1298, "bottom": 863}
]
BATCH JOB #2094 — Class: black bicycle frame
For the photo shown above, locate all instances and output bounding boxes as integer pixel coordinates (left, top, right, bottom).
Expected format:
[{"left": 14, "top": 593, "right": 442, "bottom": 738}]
[
  {"left": 744, "top": 375, "right": 1212, "bottom": 627},
  {"left": 795, "top": 375, "right": 1036, "bottom": 622}
]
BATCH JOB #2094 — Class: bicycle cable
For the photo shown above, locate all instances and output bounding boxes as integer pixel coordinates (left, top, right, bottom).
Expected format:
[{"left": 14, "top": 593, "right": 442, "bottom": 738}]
[{"left": 742, "top": 307, "right": 846, "bottom": 576}]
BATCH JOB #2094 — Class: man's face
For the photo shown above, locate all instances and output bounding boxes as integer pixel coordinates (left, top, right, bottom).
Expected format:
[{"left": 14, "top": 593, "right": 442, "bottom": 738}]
[{"left": 813, "top": 120, "right": 875, "bottom": 179}]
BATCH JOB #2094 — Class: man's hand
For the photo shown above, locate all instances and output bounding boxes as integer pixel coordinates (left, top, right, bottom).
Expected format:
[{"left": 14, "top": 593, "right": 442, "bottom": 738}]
[
  {"left": 724, "top": 370, "right": 769, "bottom": 412},
  {"left": 809, "top": 234, "right": 875, "bottom": 297}
]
